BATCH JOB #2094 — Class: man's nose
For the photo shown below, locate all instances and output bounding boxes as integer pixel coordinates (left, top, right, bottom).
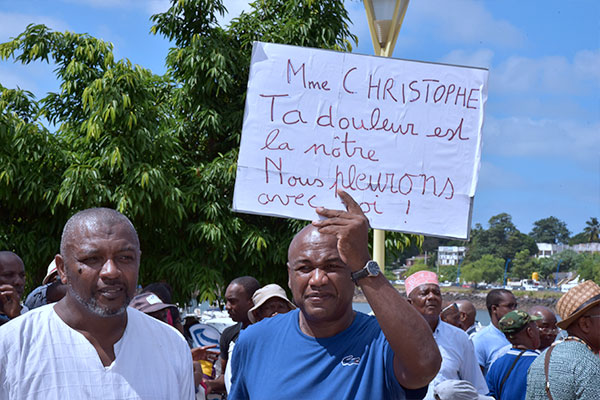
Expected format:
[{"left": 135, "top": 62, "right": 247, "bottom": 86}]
[
  {"left": 99, "top": 259, "right": 120, "bottom": 279},
  {"left": 309, "top": 268, "right": 328, "bottom": 286}
]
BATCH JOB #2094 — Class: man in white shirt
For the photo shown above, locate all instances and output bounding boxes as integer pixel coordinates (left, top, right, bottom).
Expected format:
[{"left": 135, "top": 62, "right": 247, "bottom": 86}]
[
  {"left": 0, "top": 208, "right": 194, "bottom": 399},
  {"left": 405, "top": 271, "right": 488, "bottom": 400}
]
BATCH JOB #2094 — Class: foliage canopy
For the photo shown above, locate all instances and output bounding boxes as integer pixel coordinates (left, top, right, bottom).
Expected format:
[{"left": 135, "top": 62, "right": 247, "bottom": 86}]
[{"left": 0, "top": 0, "right": 424, "bottom": 303}]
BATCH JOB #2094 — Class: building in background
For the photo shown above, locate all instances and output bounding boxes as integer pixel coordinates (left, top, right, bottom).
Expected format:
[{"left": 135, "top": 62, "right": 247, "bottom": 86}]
[{"left": 437, "top": 246, "right": 467, "bottom": 267}]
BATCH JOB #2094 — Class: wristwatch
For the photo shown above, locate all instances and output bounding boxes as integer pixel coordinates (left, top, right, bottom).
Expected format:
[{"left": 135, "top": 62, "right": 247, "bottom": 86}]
[{"left": 351, "top": 260, "right": 380, "bottom": 284}]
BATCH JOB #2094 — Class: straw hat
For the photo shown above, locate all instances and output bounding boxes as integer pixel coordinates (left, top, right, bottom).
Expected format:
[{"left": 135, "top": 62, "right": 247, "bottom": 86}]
[
  {"left": 248, "top": 284, "right": 295, "bottom": 323},
  {"left": 556, "top": 280, "right": 600, "bottom": 330}
]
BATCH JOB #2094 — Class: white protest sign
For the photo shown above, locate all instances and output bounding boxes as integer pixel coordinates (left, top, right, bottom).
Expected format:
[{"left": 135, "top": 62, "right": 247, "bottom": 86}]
[{"left": 233, "top": 42, "right": 488, "bottom": 239}]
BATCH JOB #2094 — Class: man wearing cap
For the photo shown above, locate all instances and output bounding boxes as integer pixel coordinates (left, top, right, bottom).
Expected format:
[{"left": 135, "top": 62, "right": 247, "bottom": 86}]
[
  {"left": 0, "top": 208, "right": 194, "bottom": 399},
  {"left": 229, "top": 190, "right": 441, "bottom": 399},
  {"left": 130, "top": 291, "right": 179, "bottom": 325},
  {"left": 247, "top": 283, "right": 296, "bottom": 324},
  {"left": 486, "top": 310, "right": 541, "bottom": 400},
  {"left": 405, "top": 270, "right": 488, "bottom": 400},
  {"left": 472, "top": 289, "right": 517, "bottom": 375},
  {"left": 0, "top": 251, "right": 26, "bottom": 326},
  {"left": 526, "top": 280, "right": 600, "bottom": 400},
  {"left": 529, "top": 305, "right": 558, "bottom": 351},
  {"left": 24, "top": 260, "right": 67, "bottom": 310}
]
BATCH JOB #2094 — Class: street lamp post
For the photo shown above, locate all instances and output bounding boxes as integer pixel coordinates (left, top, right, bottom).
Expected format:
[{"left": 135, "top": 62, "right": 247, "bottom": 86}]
[{"left": 363, "top": 0, "right": 410, "bottom": 269}]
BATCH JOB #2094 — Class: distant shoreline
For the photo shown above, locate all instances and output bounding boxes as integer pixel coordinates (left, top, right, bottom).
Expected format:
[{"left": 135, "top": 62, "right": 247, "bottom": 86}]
[{"left": 353, "top": 287, "right": 560, "bottom": 311}]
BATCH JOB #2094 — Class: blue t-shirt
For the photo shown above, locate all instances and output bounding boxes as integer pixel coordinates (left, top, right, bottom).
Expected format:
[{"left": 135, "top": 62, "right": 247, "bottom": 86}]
[
  {"left": 486, "top": 348, "right": 539, "bottom": 400},
  {"left": 472, "top": 323, "right": 510, "bottom": 375},
  {"left": 228, "top": 309, "right": 426, "bottom": 400}
]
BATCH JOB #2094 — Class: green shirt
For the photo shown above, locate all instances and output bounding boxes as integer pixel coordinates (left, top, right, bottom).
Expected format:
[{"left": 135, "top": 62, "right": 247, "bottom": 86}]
[{"left": 526, "top": 340, "right": 600, "bottom": 400}]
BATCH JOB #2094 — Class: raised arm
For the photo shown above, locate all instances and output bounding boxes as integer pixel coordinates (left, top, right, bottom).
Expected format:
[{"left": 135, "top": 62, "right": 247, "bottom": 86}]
[{"left": 312, "top": 190, "right": 441, "bottom": 389}]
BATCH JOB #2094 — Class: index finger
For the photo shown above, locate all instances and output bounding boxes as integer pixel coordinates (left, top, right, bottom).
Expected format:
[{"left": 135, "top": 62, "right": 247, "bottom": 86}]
[{"left": 336, "top": 189, "right": 363, "bottom": 215}]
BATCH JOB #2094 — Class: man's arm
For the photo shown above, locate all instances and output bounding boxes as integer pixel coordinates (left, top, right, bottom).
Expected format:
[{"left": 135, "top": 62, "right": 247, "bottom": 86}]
[{"left": 312, "top": 190, "right": 441, "bottom": 389}]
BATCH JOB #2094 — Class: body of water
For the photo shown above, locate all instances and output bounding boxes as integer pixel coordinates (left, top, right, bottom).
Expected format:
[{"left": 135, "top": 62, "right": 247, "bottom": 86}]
[{"left": 352, "top": 302, "right": 491, "bottom": 326}]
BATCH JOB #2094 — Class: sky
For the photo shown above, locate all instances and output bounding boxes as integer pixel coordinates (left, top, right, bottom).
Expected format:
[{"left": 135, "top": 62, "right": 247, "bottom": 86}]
[{"left": 1, "top": 0, "right": 598, "bottom": 237}]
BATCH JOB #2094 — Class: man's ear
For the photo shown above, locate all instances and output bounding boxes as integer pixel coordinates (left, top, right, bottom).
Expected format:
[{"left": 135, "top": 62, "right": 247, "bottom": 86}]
[
  {"left": 406, "top": 297, "right": 413, "bottom": 305},
  {"left": 55, "top": 254, "right": 67, "bottom": 285}
]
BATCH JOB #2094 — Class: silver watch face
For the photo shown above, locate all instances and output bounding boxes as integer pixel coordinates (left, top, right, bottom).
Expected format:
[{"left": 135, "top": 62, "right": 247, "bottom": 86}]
[{"left": 366, "top": 261, "right": 380, "bottom": 276}]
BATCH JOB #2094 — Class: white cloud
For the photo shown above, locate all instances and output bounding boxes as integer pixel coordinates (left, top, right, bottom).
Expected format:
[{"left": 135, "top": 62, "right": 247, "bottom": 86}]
[
  {"left": 61, "top": 0, "right": 170, "bottom": 15},
  {"left": 440, "top": 49, "right": 494, "bottom": 69},
  {"left": 491, "top": 49, "right": 600, "bottom": 95},
  {"left": 0, "top": 12, "right": 68, "bottom": 41},
  {"left": 409, "top": 0, "right": 526, "bottom": 48},
  {"left": 483, "top": 115, "right": 600, "bottom": 167}
]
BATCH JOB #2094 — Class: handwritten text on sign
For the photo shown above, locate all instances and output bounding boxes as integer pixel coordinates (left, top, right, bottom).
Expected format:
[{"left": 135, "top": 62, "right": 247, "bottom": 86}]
[{"left": 233, "top": 42, "right": 488, "bottom": 239}]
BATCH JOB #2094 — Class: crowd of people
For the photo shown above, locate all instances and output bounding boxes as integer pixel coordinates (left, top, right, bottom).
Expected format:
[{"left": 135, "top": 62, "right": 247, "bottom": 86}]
[{"left": 0, "top": 190, "right": 598, "bottom": 399}]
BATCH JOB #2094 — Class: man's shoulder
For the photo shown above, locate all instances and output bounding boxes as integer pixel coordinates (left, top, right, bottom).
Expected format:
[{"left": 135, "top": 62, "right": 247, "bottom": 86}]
[
  {"left": 222, "top": 322, "right": 242, "bottom": 336},
  {"left": 243, "top": 309, "right": 297, "bottom": 336},
  {"left": 1, "top": 303, "right": 53, "bottom": 330}
]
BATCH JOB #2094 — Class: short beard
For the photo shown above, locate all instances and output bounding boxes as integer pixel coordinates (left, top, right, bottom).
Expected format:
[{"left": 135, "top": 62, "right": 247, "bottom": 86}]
[{"left": 67, "top": 283, "right": 130, "bottom": 318}]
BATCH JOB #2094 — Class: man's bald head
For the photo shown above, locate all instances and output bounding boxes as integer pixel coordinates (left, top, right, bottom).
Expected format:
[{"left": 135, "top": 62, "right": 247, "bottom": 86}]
[
  {"left": 456, "top": 299, "right": 477, "bottom": 331},
  {"left": 530, "top": 305, "right": 558, "bottom": 350},
  {"left": 0, "top": 251, "right": 23, "bottom": 268},
  {"left": 288, "top": 224, "right": 337, "bottom": 262},
  {"left": 60, "top": 208, "right": 139, "bottom": 256}
]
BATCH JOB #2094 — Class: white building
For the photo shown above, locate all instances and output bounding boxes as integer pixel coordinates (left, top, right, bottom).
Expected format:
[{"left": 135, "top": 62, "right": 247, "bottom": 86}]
[
  {"left": 437, "top": 246, "right": 466, "bottom": 266},
  {"left": 536, "top": 242, "right": 600, "bottom": 258}
]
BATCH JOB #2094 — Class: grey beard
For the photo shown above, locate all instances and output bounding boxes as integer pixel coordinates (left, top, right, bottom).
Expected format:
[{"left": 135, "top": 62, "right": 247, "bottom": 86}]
[{"left": 68, "top": 284, "right": 130, "bottom": 318}]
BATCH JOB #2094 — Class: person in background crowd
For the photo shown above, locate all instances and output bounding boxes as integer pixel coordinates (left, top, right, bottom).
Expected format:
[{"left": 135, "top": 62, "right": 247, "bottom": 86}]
[
  {"left": 0, "top": 251, "right": 26, "bottom": 326},
  {"left": 440, "top": 301, "right": 461, "bottom": 328},
  {"left": 0, "top": 208, "right": 194, "bottom": 399},
  {"left": 472, "top": 289, "right": 517, "bottom": 375},
  {"left": 406, "top": 271, "right": 488, "bottom": 400},
  {"left": 129, "top": 290, "right": 220, "bottom": 394},
  {"left": 526, "top": 281, "right": 600, "bottom": 400},
  {"left": 24, "top": 260, "right": 67, "bottom": 310},
  {"left": 456, "top": 299, "right": 479, "bottom": 338},
  {"left": 141, "top": 282, "right": 184, "bottom": 334},
  {"left": 529, "top": 305, "right": 558, "bottom": 351},
  {"left": 205, "top": 276, "right": 260, "bottom": 395},
  {"left": 229, "top": 190, "right": 441, "bottom": 399},
  {"left": 247, "top": 283, "right": 296, "bottom": 323},
  {"left": 486, "top": 310, "right": 541, "bottom": 400}
]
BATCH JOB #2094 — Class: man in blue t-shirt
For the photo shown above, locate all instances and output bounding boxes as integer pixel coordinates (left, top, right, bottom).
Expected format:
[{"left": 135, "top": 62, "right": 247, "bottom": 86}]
[
  {"left": 229, "top": 190, "right": 442, "bottom": 400},
  {"left": 472, "top": 289, "right": 517, "bottom": 375},
  {"left": 486, "top": 310, "right": 541, "bottom": 400}
]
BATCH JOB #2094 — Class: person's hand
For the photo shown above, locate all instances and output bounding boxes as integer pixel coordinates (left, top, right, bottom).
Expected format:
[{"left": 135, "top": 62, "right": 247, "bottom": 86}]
[
  {"left": 311, "top": 189, "right": 371, "bottom": 272},
  {"left": 193, "top": 361, "right": 204, "bottom": 387},
  {"left": 0, "top": 284, "right": 22, "bottom": 319},
  {"left": 191, "top": 344, "right": 220, "bottom": 363}
]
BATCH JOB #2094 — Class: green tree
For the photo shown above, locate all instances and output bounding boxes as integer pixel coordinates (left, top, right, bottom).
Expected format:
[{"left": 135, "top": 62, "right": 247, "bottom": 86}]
[
  {"left": 577, "top": 253, "right": 600, "bottom": 283},
  {"left": 467, "top": 213, "right": 538, "bottom": 263},
  {"left": 460, "top": 255, "right": 504, "bottom": 284},
  {"left": 405, "top": 262, "right": 430, "bottom": 278},
  {"left": 510, "top": 249, "right": 540, "bottom": 280},
  {"left": 529, "top": 216, "right": 570, "bottom": 244},
  {"left": 1, "top": 1, "right": 421, "bottom": 302},
  {"left": 583, "top": 217, "right": 600, "bottom": 242}
]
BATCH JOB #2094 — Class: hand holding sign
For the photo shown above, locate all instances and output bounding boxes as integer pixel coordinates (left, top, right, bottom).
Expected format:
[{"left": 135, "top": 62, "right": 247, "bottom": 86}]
[{"left": 234, "top": 42, "right": 488, "bottom": 239}]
